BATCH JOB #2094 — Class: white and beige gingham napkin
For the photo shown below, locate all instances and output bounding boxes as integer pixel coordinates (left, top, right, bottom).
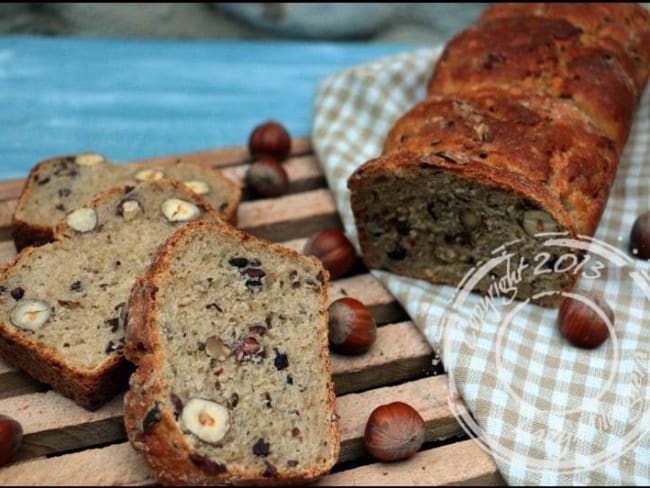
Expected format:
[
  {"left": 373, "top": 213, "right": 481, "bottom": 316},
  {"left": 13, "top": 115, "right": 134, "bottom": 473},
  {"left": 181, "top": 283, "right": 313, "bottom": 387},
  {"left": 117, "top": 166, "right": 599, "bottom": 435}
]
[{"left": 312, "top": 46, "right": 650, "bottom": 485}]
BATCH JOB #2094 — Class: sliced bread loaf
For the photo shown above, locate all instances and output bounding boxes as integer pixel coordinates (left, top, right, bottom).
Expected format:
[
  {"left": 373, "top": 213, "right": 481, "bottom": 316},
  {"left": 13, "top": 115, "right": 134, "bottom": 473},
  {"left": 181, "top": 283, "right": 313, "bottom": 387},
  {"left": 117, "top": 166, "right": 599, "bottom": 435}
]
[
  {"left": 0, "top": 180, "right": 222, "bottom": 410},
  {"left": 124, "top": 220, "right": 339, "bottom": 485},
  {"left": 12, "top": 153, "right": 241, "bottom": 250}
]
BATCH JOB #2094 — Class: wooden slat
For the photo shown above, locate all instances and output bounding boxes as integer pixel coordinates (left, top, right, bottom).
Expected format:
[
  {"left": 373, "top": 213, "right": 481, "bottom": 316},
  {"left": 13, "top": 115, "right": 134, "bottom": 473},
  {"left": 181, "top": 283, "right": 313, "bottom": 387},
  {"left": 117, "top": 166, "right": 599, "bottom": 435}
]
[
  {"left": 335, "top": 376, "right": 463, "bottom": 463},
  {"left": 129, "top": 137, "right": 312, "bottom": 172},
  {"left": 0, "top": 139, "right": 313, "bottom": 202},
  {"left": 0, "top": 376, "right": 480, "bottom": 486},
  {"left": 318, "top": 440, "right": 503, "bottom": 486},
  {"left": 0, "top": 372, "right": 48, "bottom": 400},
  {"left": 238, "top": 188, "right": 341, "bottom": 241},
  {"left": 0, "top": 179, "right": 24, "bottom": 203},
  {"left": 332, "top": 321, "right": 435, "bottom": 395},
  {"left": 0, "top": 442, "right": 156, "bottom": 486}
]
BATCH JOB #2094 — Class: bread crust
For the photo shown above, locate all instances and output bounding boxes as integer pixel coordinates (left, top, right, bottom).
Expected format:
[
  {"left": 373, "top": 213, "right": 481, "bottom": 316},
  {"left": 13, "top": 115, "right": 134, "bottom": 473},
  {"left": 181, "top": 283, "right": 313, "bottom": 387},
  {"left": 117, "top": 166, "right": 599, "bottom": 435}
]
[
  {"left": 12, "top": 155, "right": 241, "bottom": 251},
  {"left": 381, "top": 88, "right": 618, "bottom": 238},
  {"left": 427, "top": 5, "right": 650, "bottom": 150},
  {"left": 124, "top": 220, "right": 339, "bottom": 486},
  {"left": 0, "top": 181, "right": 225, "bottom": 410}
]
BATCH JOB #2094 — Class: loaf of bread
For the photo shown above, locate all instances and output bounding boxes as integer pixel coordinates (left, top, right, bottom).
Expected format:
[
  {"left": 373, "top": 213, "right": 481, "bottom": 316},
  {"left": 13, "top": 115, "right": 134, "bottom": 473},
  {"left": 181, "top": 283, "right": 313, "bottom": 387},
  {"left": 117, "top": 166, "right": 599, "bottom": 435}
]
[
  {"left": 0, "top": 180, "right": 222, "bottom": 409},
  {"left": 12, "top": 153, "right": 241, "bottom": 250},
  {"left": 124, "top": 220, "right": 339, "bottom": 485},
  {"left": 349, "top": 3, "right": 650, "bottom": 306}
]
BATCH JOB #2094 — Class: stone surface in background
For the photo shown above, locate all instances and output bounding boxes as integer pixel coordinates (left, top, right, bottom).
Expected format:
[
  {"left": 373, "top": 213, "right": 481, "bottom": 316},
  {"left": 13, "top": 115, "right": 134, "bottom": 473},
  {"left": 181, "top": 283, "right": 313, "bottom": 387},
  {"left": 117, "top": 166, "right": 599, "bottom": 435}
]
[{"left": 0, "top": 3, "right": 489, "bottom": 44}]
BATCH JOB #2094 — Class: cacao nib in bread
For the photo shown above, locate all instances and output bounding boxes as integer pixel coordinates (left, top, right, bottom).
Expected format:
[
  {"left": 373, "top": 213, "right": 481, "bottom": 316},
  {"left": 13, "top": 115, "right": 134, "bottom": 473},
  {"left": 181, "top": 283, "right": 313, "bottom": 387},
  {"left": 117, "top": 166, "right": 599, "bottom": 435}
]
[
  {"left": 12, "top": 154, "right": 241, "bottom": 250},
  {"left": 0, "top": 180, "right": 223, "bottom": 410},
  {"left": 124, "top": 220, "right": 339, "bottom": 485},
  {"left": 349, "top": 3, "right": 649, "bottom": 307}
]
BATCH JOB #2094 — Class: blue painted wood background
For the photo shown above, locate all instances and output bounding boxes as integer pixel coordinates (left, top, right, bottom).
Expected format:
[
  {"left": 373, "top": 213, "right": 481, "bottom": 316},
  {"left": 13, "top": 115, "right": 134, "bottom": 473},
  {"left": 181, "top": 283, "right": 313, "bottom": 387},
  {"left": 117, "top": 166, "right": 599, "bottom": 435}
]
[{"left": 0, "top": 36, "right": 420, "bottom": 179}]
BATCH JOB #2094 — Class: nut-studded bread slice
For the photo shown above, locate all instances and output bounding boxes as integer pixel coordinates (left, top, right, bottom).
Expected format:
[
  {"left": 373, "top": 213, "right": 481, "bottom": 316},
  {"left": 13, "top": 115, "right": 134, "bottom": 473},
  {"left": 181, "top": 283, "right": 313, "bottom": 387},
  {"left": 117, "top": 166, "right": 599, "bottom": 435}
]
[
  {"left": 12, "top": 153, "right": 241, "bottom": 250},
  {"left": 124, "top": 220, "right": 339, "bottom": 485},
  {"left": 0, "top": 180, "right": 223, "bottom": 410}
]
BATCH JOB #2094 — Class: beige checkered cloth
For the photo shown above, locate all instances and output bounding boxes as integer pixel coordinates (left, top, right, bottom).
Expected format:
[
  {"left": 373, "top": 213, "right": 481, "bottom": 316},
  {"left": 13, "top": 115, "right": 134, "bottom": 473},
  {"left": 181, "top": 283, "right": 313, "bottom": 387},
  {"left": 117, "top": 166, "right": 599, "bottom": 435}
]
[{"left": 312, "top": 46, "right": 650, "bottom": 485}]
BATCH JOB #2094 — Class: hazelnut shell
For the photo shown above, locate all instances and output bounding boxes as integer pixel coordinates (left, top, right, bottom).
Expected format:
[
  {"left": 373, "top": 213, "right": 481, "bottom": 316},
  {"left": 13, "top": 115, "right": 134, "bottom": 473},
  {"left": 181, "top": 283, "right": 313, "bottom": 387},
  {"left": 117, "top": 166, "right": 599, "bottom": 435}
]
[
  {"left": 248, "top": 121, "right": 291, "bottom": 161},
  {"left": 245, "top": 158, "right": 289, "bottom": 198},
  {"left": 328, "top": 297, "right": 377, "bottom": 355},
  {"left": 364, "top": 402, "right": 425, "bottom": 462},
  {"left": 303, "top": 230, "right": 357, "bottom": 280},
  {"left": 630, "top": 211, "right": 650, "bottom": 259},
  {"left": 558, "top": 294, "right": 614, "bottom": 349},
  {"left": 0, "top": 415, "right": 23, "bottom": 467}
]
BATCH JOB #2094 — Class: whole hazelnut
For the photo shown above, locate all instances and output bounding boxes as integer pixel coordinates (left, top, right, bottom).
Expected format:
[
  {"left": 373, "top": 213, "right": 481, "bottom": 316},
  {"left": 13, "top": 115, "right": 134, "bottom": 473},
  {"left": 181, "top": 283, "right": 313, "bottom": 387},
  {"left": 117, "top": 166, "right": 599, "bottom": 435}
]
[
  {"left": 248, "top": 120, "right": 291, "bottom": 161},
  {"left": 245, "top": 158, "right": 289, "bottom": 198},
  {"left": 630, "top": 211, "right": 650, "bottom": 259},
  {"left": 303, "top": 230, "right": 356, "bottom": 280},
  {"left": 328, "top": 297, "right": 377, "bottom": 355},
  {"left": 558, "top": 294, "right": 614, "bottom": 349},
  {"left": 364, "top": 402, "right": 425, "bottom": 462},
  {"left": 0, "top": 415, "right": 23, "bottom": 467}
]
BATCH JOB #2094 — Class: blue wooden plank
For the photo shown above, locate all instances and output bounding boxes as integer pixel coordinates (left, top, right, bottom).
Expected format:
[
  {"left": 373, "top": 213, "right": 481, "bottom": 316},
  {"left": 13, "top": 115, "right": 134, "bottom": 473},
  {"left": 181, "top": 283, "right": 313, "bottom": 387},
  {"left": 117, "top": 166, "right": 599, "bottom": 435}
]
[{"left": 0, "top": 36, "right": 420, "bottom": 179}]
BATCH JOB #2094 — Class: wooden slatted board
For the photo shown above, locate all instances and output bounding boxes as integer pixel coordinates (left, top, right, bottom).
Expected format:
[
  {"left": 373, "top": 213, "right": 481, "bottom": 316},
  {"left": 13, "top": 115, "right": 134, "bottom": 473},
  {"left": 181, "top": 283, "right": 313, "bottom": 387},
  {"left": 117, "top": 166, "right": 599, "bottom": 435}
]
[{"left": 0, "top": 140, "right": 505, "bottom": 486}]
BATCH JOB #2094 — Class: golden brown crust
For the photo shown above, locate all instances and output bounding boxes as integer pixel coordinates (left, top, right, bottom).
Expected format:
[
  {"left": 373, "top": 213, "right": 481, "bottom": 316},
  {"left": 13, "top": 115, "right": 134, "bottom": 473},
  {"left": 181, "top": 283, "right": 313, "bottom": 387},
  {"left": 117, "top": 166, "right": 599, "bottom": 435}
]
[
  {"left": 480, "top": 3, "right": 650, "bottom": 89},
  {"left": 11, "top": 155, "right": 241, "bottom": 251},
  {"left": 382, "top": 88, "right": 618, "bottom": 237},
  {"left": 0, "top": 181, "right": 225, "bottom": 410},
  {"left": 124, "top": 220, "right": 339, "bottom": 486},
  {"left": 427, "top": 4, "right": 650, "bottom": 150}
]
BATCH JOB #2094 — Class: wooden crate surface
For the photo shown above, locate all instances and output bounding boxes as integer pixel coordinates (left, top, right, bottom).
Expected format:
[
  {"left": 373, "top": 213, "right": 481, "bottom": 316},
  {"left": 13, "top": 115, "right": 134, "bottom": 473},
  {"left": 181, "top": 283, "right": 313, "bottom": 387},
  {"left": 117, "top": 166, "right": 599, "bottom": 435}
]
[{"left": 0, "top": 140, "right": 504, "bottom": 486}]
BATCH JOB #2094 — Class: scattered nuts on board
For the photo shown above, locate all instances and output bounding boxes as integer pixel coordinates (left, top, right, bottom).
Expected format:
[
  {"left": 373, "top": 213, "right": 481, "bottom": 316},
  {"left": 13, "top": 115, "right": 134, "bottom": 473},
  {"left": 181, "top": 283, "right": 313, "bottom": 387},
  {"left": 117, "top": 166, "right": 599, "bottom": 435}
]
[
  {"left": 248, "top": 120, "right": 291, "bottom": 161},
  {"left": 74, "top": 152, "right": 106, "bottom": 167},
  {"left": 161, "top": 199, "right": 201, "bottom": 222},
  {"left": 328, "top": 297, "right": 377, "bottom": 355},
  {"left": 183, "top": 180, "right": 211, "bottom": 195},
  {"left": 245, "top": 158, "right": 289, "bottom": 198},
  {"left": 630, "top": 211, "right": 650, "bottom": 259},
  {"left": 0, "top": 415, "right": 23, "bottom": 467},
  {"left": 303, "top": 229, "right": 357, "bottom": 280},
  {"left": 558, "top": 294, "right": 614, "bottom": 349},
  {"left": 66, "top": 207, "right": 98, "bottom": 233},
  {"left": 181, "top": 398, "right": 231, "bottom": 444},
  {"left": 364, "top": 402, "right": 425, "bottom": 462},
  {"left": 10, "top": 299, "right": 51, "bottom": 331}
]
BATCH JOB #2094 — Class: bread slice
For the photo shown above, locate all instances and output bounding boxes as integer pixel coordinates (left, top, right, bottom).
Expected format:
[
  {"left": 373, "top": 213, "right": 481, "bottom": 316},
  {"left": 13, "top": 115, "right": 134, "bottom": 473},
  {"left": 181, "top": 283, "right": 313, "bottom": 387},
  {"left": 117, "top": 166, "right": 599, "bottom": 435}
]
[
  {"left": 124, "top": 220, "right": 339, "bottom": 485},
  {"left": 12, "top": 153, "right": 241, "bottom": 250},
  {"left": 0, "top": 180, "right": 223, "bottom": 410}
]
